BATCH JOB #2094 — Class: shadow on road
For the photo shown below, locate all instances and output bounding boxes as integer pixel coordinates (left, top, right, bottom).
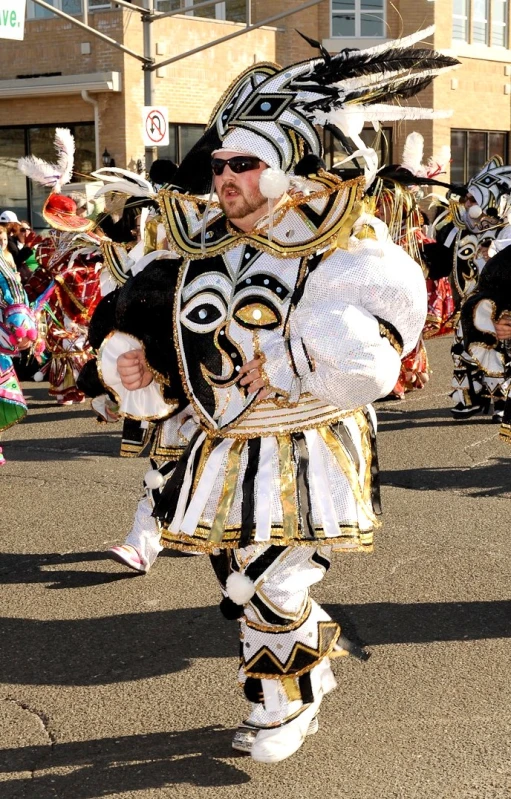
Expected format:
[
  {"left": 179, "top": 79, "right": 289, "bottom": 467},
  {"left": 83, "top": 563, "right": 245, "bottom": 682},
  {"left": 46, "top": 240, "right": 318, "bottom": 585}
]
[
  {"left": 1, "top": 552, "right": 509, "bottom": 686},
  {"left": 376, "top": 405, "right": 494, "bottom": 430},
  {"left": 381, "top": 457, "right": 511, "bottom": 496},
  {"left": 2, "top": 433, "right": 120, "bottom": 459},
  {"left": 0, "top": 726, "right": 250, "bottom": 797}
]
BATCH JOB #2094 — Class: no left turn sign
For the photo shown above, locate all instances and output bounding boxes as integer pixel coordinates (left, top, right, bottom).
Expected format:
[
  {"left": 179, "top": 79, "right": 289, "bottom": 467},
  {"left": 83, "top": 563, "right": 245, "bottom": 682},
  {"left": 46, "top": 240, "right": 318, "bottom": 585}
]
[{"left": 142, "top": 106, "right": 169, "bottom": 147}]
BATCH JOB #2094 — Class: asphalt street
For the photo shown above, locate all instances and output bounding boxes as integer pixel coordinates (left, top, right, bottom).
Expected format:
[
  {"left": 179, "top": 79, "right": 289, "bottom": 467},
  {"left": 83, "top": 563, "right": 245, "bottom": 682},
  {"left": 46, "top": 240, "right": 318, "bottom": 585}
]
[{"left": 1, "top": 335, "right": 510, "bottom": 799}]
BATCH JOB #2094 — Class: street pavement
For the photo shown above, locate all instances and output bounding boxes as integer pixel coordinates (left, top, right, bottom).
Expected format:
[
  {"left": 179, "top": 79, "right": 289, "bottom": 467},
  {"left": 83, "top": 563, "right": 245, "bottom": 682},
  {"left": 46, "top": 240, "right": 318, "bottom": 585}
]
[{"left": 1, "top": 336, "right": 510, "bottom": 799}]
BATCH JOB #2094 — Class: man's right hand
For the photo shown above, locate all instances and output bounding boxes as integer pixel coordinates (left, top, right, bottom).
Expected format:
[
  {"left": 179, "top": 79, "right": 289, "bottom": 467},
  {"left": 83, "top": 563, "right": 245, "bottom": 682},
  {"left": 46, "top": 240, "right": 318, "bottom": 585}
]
[
  {"left": 117, "top": 349, "right": 153, "bottom": 390},
  {"left": 494, "top": 315, "right": 511, "bottom": 341}
]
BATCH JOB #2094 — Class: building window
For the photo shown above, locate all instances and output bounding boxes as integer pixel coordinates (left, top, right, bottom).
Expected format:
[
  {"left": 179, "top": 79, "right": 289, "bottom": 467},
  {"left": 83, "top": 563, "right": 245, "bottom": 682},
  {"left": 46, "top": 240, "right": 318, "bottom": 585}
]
[
  {"left": 0, "top": 123, "right": 95, "bottom": 231},
  {"left": 156, "top": 0, "right": 247, "bottom": 22},
  {"left": 473, "top": 0, "right": 489, "bottom": 43},
  {"left": 331, "top": 0, "right": 385, "bottom": 38},
  {"left": 452, "top": 0, "right": 469, "bottom": 41},
  {"left": 157, "top": 124, "right": 206, "bottom": 163},
  {"left": 492, "top": 0, "right": 508, "bottom": 45},
  {"left": 27, "top": 0, "right": 82, "bottom": 17},
  {"left": 322, "top": 126, "right": 392, "bottom": 170},
  {"left": 450, "top": 129, "right": 509, "bottom": 184}
]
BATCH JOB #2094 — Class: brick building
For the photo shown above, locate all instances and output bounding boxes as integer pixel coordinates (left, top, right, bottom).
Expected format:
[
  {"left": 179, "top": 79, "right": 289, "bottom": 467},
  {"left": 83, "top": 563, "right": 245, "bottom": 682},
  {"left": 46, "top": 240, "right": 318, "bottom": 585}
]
[{"left": 0, "top": 0, "right": 510, "bottom": 227}]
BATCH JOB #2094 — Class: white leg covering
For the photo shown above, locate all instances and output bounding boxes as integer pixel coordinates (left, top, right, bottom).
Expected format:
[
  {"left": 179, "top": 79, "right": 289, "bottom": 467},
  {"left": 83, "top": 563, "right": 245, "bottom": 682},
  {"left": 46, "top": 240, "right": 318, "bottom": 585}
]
[
  {"left": 124, "top": 494, "right": 163, "bottom": 569},
  {"left": 222, "top": 545, "right": 339, "bottom": 726}
]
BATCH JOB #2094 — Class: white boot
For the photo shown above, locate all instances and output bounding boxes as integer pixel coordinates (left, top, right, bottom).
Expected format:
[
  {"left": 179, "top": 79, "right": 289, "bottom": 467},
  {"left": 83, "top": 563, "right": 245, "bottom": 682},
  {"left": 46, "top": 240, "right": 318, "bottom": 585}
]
[{"left": 250, "top": 659, "right": 335, "bottom": 764}]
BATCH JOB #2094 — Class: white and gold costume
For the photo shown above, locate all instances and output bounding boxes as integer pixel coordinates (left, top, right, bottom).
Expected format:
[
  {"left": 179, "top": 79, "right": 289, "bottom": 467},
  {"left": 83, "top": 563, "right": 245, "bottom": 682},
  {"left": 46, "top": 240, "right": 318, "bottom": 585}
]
[{"left": 94, "top": 32, "right": 457, "bottom": 760}]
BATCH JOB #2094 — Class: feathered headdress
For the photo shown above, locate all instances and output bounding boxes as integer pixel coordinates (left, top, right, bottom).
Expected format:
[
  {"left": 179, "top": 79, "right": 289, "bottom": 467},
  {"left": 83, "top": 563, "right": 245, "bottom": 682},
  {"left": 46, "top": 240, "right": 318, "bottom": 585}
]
[
  {"left": 173, "top": 25, "right": 460, "bottom": 195},
  {"left": 18, "top": 128, "right": 93, "bottom": 233},
  {"left": 18, "top": 128, "right": 75, "bottom": 193}
]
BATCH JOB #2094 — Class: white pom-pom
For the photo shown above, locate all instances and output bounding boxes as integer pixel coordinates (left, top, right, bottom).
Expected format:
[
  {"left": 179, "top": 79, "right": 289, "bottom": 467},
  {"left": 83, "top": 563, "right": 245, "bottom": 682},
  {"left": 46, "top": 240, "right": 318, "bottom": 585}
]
[
  {"left": 33, "top": 371, "right": 45, "bottom": 382},
  {"left": 468, "top": 204, "right": 483, "bottom": 219},
  {"left": 144, "top": 469, "right": 164, "bottom": 490},
  {"left": 259, "top": 168, "right": 290, "bottom": 199},
  {"left": 226, "top": 572, "right": 256, "bottom": 605}
]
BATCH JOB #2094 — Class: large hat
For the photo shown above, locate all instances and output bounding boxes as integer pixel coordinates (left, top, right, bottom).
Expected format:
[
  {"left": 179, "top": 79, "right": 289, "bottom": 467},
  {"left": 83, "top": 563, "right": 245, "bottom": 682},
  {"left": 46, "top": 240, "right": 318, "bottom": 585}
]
[
  {"left": 173, "top": 25, "right": 459, "bottom": 197},
  {"left": 42, "top": 193, "right": 93, "bottom": 233}
]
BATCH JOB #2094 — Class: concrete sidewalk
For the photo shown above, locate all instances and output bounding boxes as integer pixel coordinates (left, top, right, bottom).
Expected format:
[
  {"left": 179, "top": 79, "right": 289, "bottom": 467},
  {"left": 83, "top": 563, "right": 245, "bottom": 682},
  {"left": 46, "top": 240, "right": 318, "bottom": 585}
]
[{"left": 1, "top": 336, "right": 510, "bottom": 799}]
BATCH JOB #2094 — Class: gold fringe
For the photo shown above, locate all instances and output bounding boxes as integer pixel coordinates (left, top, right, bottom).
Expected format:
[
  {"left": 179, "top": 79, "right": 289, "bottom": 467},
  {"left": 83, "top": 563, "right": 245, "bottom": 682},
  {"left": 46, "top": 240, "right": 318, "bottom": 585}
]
[{"left": 208, "top": 439, "right": 244, "bottom": 543}]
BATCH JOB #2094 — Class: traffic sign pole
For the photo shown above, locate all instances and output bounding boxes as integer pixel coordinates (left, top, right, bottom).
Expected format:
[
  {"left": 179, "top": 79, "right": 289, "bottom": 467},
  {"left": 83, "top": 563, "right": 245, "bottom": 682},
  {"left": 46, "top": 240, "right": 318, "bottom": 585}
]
[{"left": 143, "top": 0, "right": 157, "bottom": 175}]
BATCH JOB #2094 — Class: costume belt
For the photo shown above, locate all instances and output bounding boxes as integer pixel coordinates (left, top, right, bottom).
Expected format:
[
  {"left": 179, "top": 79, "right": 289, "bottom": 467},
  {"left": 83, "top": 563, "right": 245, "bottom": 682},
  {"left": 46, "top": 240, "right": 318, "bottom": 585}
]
[{"left": 213, "top": 394, "right": 360, "bottom": 439}]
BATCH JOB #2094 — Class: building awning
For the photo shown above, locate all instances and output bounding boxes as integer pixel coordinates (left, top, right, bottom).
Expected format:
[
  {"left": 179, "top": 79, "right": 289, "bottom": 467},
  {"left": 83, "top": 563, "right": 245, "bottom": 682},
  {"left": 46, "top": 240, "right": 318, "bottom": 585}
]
[{"left": 0, "top": 72, "right": 122, "bottom": 99}]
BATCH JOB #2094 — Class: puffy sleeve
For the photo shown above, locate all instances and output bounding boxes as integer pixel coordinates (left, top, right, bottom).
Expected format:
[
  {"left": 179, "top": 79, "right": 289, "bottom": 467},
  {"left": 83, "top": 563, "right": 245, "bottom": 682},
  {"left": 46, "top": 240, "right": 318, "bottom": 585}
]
[{"left": 257, "top": 235, "right": 427, "bottom": 410}]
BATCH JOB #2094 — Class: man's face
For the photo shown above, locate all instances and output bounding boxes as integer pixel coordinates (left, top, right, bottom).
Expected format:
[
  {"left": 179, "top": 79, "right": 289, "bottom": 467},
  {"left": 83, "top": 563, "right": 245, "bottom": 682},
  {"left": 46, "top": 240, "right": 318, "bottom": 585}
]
[
  {"left": 213, "top": 152, "right": 268, "bottom": 225},
  {"left": 464, "top": 193, "right": 478, "bottom": 209}
]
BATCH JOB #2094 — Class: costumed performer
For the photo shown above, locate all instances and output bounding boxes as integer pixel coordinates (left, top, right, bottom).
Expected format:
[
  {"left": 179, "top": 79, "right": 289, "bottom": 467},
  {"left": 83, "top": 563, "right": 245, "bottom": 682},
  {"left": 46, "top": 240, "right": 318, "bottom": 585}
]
[
  {"left": 0, "top": 251, "right": 37, "bottom": 464},
  {"left": 94, "top": 28, "right": 458, "bottom": 761}
]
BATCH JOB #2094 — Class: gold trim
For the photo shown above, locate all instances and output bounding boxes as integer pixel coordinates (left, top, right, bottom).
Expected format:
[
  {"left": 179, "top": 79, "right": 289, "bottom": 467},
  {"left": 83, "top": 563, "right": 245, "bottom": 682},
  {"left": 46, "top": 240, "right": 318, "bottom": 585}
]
[
  {"left": 158, "top": 175, "right": 364, "bottom": 261},
  {"left": 319, "top": 426, "right": 379, "bottom": 528},
  {"left": 243, "top": 621, "right": 340, "bottom": 679},
  {"left": 378, "top": 322, "right": 403, "bottom": 357},
  {"left": 160, "top": 525, "right": 373, "bottom": 554},
  {"left": 245, "top": 598, "right": 312, "bottom": 634},
  {"left": 96, "top": 330, "right": 179, "bottom": 422},
  {"left": 208, "top": 439, "right": 244, "bottom": 543},
  {"left": 277, "top": 434, "right": 298, "bottom": 542}
]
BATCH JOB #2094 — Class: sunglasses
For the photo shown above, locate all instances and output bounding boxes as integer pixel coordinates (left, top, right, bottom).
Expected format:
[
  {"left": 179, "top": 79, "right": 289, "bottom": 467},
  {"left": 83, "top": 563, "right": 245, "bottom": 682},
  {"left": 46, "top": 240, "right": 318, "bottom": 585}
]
[{"left": 211, "top": 156, "right": 261, "bottom": 176}]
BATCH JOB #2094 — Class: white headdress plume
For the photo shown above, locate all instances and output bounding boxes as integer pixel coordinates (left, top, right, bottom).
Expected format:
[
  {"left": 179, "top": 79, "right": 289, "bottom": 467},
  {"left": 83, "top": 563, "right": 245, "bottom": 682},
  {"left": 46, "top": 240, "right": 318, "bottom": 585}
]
[
  {"left": 90, "top": 166, "right": 155, "bottom": 199},
  {"left": 18, "top": 127, "right": 75, "bottom": 193}
]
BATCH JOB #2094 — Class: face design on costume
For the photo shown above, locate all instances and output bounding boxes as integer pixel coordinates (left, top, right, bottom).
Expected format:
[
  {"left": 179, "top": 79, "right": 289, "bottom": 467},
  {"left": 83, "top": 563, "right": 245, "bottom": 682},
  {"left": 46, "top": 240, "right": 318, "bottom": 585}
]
[{"left": 177, "top": 246, "right": 294, "bottom": 428}]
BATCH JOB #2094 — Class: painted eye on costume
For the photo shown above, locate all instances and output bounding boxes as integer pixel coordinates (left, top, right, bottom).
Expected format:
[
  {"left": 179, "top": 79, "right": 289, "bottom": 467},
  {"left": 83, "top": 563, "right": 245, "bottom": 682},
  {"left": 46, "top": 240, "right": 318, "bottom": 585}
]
[
  {"left": 181, "top": 291, "right": 227, "bottom": 333},
  {"left": 458, "top": 242, "right": 476, "bottom": 260},
  {"left": 233, "top": 298, "right": 281, "bottom": 329}
]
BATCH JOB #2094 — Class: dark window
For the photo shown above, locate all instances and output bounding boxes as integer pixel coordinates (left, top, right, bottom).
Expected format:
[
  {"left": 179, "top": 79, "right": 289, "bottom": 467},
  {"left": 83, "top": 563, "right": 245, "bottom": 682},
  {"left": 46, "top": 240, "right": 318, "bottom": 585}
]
[
  {"left": 450, "top": 129, "right": 509, "bottom": 184},
  {"left": 158, "top": 123, "right": 206, "bottom": 163}
]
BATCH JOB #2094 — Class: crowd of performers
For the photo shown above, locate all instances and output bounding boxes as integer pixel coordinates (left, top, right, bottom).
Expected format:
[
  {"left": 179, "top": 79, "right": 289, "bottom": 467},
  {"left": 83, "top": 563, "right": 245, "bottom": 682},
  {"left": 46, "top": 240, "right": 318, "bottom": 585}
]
[{"left": 2, "top": 24, "right": 511, "bottom": 763}]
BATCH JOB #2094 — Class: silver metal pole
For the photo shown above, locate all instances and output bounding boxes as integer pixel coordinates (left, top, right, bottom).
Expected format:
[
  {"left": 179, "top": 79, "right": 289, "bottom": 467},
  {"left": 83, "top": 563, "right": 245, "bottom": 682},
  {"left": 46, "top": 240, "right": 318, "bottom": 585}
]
[
  {"left": 144, "top": 0, "right": 157, "bottom": 173},
  {"left": 151, "top": 0, "right": 325, "bottom": 70},
  {"left": 83, "top": 0, "right": 88, "bottom": 26},
  {"left": 31, "top": 0, "right": 151, "bottom": 64}
]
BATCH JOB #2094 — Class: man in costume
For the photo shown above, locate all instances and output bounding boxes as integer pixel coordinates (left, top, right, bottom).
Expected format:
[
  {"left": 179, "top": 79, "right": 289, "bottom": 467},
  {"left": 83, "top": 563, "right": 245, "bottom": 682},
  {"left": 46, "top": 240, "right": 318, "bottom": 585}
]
[
  {"left": 85, "top": 30, "right": 457, "bottom": 761},
  {"left": 431, "top": 157, "right": 511, "bottom": 421}
]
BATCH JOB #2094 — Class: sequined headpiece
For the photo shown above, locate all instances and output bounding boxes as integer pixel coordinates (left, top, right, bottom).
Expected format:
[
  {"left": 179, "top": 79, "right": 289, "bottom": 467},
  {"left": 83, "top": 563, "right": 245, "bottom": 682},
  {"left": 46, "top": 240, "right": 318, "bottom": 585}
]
[{"left": 173, "top": 25, "right": 459, "bottom": 196}]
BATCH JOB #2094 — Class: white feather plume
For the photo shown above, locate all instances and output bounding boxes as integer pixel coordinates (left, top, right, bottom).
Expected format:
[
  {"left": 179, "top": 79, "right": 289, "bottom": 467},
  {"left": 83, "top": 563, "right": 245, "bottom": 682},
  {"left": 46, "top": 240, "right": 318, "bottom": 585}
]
[
  {"left": 90, "top": 167, "right": 153, "bottom": 193},
  {"left": 18, "top": 127, "right": 75, "bottom": 192},
  {"left": 17, "top": 155, "right": 62, "bottom": 189},
  {"left": 401, "top": 132, "right": 425, "bottom": 176},
  {"left": 93, "top": 181, "right": 155, "bottom": 199},
  {"left": 54, "top": 127, "right": 75, "bottom": 189}
]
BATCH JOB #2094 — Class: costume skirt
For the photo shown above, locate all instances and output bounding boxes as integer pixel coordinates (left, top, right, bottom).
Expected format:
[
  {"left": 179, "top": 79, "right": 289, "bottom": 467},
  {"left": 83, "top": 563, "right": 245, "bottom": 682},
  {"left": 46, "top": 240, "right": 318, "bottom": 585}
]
[{"left": 146, "top": 404, "right": 381, "bottom": 554}]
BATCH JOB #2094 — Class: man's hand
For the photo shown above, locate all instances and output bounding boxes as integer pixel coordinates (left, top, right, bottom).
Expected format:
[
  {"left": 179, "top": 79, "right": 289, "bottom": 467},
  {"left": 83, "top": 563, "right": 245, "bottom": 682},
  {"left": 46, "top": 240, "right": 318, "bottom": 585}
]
[
  {"left": 117, "top": 349, "right": 153, "bottom": 390},
  {"left": 238, "top": 358, "right": 271, "bottom": 399},
  {"left": 494, "top": 315, "right": 511, "bottom": 341}
]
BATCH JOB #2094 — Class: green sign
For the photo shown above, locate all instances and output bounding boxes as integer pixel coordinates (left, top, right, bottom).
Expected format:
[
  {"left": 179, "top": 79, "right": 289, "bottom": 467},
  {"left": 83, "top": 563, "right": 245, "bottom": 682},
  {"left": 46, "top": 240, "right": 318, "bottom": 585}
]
[{"left": 0, "top": 0, "right": 25, "bottom": 41}]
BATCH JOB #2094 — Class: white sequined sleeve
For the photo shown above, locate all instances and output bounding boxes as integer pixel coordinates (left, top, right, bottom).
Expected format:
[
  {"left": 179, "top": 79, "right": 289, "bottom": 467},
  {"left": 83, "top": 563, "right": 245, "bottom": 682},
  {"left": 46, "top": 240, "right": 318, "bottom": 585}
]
[{"left": 259, "top": 237, "right": 427, "bottom": 410}]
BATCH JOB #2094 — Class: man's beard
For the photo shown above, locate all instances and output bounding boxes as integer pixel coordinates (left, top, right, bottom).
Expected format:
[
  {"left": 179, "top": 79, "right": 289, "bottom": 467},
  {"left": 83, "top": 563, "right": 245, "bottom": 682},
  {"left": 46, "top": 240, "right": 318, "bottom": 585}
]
[{"left": 218, "top": 182, "right": 267, "bottom": 222}]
